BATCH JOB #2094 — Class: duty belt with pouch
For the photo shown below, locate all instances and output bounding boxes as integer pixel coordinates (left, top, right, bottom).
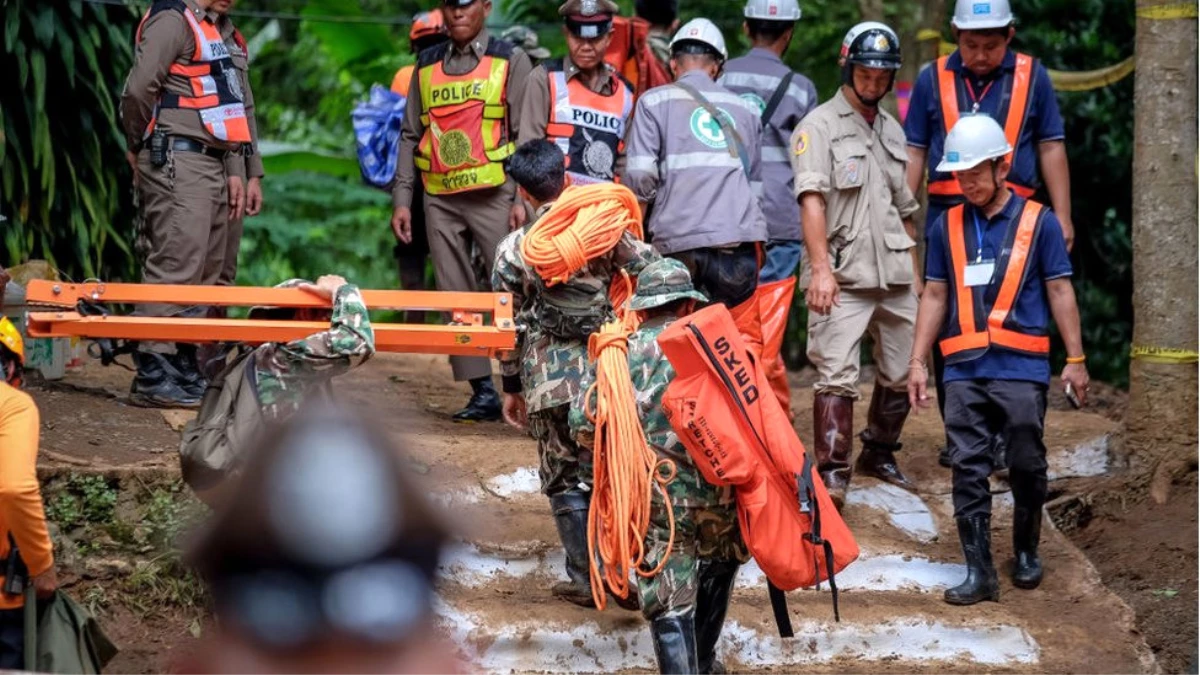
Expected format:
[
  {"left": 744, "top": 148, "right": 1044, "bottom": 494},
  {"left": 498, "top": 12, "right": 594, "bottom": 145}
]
[
  {"left": 166, "top": 136, "right": 232, "bottom": 161},
  {"left": 3, "top": 534, "right": 28, "bottom": 597},
  {"left": 539, "top": 277, "right": 612, "bottom": 340}
]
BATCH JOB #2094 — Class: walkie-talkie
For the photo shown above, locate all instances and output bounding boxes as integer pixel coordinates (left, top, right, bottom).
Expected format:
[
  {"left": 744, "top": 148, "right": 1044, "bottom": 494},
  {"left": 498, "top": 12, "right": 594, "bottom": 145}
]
[
  {"left": 150, "top": 127, "right": 169, "bottom": 168},
  {"left": 3, "top": 536, "right": 27, "bottom": 597}
]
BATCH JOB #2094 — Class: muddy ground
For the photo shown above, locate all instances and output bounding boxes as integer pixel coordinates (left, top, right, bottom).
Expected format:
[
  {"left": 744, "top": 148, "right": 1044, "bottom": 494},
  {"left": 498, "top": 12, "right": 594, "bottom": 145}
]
[{"left": 21, "top": 356, "right": 1198, "bottom": 673}]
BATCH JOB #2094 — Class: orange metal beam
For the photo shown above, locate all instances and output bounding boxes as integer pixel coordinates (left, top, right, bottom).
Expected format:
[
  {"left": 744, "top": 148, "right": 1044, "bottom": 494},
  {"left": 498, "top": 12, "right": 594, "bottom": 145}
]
[{"left": 26, "top": 312, "right": 513, "bottom": 357}]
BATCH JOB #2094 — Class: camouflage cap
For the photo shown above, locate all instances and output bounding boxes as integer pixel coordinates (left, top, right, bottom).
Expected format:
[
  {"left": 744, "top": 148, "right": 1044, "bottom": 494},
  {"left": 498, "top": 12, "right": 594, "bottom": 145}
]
[
  {"left": 501, "top": 25, "right": 552, "bottom": 59},
  {"left": 628, "top": 258, "right": 708, "bottom": 311}
]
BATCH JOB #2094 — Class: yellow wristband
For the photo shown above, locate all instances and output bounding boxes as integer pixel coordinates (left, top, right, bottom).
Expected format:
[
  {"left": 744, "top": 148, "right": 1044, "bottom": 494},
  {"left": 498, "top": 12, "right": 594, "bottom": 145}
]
[{"left": 1066, "top": 355, "right": 1087, "bottom": 364}]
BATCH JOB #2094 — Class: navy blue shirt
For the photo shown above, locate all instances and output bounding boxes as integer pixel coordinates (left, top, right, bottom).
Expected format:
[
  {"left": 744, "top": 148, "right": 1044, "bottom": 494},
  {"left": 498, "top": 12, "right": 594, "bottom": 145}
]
[
  {"left": 905, "top": 50, "right": 1065, "bottom": 195},
  {"left": 925, "top": 194, "right": 1073, "bottom": 385}
]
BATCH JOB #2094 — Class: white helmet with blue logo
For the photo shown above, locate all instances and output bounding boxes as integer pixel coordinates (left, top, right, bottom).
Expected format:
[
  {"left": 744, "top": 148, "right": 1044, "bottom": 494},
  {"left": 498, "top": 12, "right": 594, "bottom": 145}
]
[
  {"left": 951, "top": 0, "right": 1015, "bottom": 30},
  {"left": 937, "top": 114, "right": 1012, "bottom": 172}
]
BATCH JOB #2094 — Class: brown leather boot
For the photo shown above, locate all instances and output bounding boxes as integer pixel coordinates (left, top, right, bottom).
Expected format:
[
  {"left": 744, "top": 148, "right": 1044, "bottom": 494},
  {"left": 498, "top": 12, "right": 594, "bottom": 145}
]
[
  {"left": 856, "top": 384, "right": 914, "bottom": 490},
  {"left": 813, "top": 394, "right": 854, "bottom": 509}
]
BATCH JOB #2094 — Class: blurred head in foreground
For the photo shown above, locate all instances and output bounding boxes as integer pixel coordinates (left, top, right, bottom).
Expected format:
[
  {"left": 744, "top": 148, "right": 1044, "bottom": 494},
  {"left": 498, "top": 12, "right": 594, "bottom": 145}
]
[{"left": 185, "top": 406, "right": 460, "bottom": 673}]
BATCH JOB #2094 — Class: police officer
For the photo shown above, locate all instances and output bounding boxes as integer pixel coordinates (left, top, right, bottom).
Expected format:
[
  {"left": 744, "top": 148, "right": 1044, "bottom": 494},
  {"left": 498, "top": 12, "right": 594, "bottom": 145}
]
[
  {"left": 625, "top": 18, "right": 767, "bottom": 310},
  {"left": 214, "top": 0, "right": 264, "bottom": 287},
  {"left": 572, "top": 259, "right": 745, "bottom": 675},
  {"left": 519, "top": 0, "right": 635, "bottom": 187},
  {"left": 390, "top": 0, "right": 534, "bottom": 422},
  {"left": 121, "top": 0, "right": 252, "bottom": 408},
  {"left": 721, "top": 0, "right": 818, "bottom": 286},
  {"left": 493, "top": 140, "right": 655, "bottom": 609},
  {"left": 790, "top": 22, "right": 921, "bottom": 507},
  {"left": 908, "top": 115, "right": 1087, "bottom": 605},
  {"left": 904, "top": 0, "right": 1071, "bottom": 463}
]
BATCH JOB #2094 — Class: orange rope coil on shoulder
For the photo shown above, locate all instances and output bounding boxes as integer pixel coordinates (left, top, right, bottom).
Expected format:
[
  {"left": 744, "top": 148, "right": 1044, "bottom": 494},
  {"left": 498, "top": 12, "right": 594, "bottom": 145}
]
[{"left": 520, "top": 182, "right": 675, "bottom": 610}]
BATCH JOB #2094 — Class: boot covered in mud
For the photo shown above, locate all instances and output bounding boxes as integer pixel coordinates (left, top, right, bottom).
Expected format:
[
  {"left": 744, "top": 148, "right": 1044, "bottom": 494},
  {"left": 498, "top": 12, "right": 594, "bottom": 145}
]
[
  {"left": 695, "top": 560, "right": 739, "bottom": 674},
  {"left": 813, "top": 393, "right": 854, "bottom": 509},
  {"left": 651, "top": 615, "right": 700, "bottom": 674},
  {"left": 945, "top": 515, "right": 1000, "bottom": 605},
  {"left": 856, "top": 383, "right": 914, "bottom": 490},
  {"left": 550, "top": 491, "right": 596, "bottom": 607}
]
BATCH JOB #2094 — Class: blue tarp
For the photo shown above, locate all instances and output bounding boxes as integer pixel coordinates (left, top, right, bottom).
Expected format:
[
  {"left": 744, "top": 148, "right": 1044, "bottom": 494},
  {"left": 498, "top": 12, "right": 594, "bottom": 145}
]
[{"left": 352, "top": 85, "right": 407, "bottom": 189}]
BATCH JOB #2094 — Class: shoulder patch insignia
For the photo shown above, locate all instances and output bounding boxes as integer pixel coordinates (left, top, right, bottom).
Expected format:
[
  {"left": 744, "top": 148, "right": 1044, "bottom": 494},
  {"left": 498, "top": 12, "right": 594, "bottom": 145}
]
[{"left": 794, "top": 131, "right": 809, "bottom": 156}]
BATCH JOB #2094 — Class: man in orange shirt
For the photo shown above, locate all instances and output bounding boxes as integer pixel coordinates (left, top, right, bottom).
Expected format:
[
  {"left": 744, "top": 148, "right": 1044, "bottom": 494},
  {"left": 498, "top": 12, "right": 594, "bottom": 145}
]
[{"left": 0, "top": 318, "right": 58, "bottom": 668}]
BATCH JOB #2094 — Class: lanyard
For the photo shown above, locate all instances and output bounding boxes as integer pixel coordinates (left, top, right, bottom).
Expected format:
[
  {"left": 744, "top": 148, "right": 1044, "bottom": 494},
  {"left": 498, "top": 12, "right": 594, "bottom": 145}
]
[
  {"left": 971, "top": 210, "right": 987, "bottom": 262},
  {"left": 964, "top": 78, "right": 995, "bottom": 114}
]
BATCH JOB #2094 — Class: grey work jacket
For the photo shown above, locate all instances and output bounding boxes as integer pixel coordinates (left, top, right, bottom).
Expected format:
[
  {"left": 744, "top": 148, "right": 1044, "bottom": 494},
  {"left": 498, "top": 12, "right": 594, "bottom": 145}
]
[{"left": 624, "top": 70, "right": 769, "bottom": 255}]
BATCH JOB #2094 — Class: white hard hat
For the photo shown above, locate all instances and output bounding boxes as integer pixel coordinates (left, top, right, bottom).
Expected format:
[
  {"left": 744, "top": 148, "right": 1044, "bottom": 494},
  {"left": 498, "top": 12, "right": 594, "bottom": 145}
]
[
  {"left": 744, "top": 0, "right": 801, "bottom": 21},
  {"left": 670, "top": 18, "right": 728, "bottom": 61},
  {"left": 951, "top": 0, "right": 1015, "bottom": 30},
  {"left": 937, "top": 114, "right": 1012, "bottom": 172}
]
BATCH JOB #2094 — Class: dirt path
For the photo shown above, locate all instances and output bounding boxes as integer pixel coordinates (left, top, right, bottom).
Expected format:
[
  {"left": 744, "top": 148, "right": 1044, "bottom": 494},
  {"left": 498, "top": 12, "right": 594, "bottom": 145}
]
[{"left": 26, "top": 355, "right": 1166, "bottom": 673}]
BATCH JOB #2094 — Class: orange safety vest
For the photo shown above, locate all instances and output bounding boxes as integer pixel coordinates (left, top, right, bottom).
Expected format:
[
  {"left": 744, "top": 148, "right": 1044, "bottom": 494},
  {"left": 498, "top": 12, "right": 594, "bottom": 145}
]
[
  {"left": 136, "top": 0, "right": 251, "bottom": 144},
  {"left": 940, "top": 200, "right": 1050, "bottom": 363},
  {"left": 414, "top": 39, "right": 515, "bottom": 195},
  {"left": 544, "top": 60, "right": 634, "bottom": 186},
  {"left": 929, "top": 53, "right": 1036, "bottom": 200}
]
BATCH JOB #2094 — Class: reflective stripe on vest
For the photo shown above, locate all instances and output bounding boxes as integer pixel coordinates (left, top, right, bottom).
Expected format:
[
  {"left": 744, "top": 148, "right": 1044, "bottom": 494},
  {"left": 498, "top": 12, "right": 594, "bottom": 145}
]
[
  {"left": 929, "top": 53, "right": 1035, "bottom": 199},
  {"left": 415, "top": 53, "right": 514, "bottom": 195},
  {"left": 137, "top": 6, "right": 251, "bottom": 143},
  {"left": 545, "top": 69, "right": 634, "bottom": 185},
  {"left": 940, "top": 200, "right": 1050, "bottom": 362}
]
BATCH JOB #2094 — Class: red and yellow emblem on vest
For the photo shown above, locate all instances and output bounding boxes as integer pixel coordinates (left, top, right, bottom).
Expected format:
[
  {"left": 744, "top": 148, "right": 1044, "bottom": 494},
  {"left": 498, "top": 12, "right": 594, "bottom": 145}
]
[
  {"left": 794, "top": 131, "right": 809, "bottom": 156},
  {"left": 415, "top": 49, "right": 515, "bottom": 195}
]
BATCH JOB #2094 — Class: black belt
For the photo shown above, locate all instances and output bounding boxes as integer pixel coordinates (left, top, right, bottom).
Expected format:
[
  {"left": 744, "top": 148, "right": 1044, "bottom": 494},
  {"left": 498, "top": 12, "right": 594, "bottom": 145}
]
[{"left": 170, "top": 137, "right": 229, "bottom": 159}]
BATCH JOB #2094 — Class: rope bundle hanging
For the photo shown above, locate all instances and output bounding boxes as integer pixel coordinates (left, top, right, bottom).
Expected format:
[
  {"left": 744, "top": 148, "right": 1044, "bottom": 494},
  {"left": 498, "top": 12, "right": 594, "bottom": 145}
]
[{"left": 520, "top": 182, "right": 675, "bottom": 609}]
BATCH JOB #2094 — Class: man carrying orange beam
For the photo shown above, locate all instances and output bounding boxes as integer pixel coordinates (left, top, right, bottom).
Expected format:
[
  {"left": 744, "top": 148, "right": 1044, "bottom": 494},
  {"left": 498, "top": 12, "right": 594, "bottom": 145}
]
[{"left": 180, "top": 274, "right": 375, "bottom": 504}]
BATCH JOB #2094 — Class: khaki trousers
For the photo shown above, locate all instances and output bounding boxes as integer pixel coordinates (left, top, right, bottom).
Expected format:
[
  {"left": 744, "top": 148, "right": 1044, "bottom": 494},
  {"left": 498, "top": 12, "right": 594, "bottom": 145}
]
[
  {"left": 424, "top": 182, "right": 514, "bottom": 382},
  {"left": 136, "top": 149, "right": 229, "bottom": 353},
  {"left": 806, "top": 287, "right": 917, "bottom": 398}
]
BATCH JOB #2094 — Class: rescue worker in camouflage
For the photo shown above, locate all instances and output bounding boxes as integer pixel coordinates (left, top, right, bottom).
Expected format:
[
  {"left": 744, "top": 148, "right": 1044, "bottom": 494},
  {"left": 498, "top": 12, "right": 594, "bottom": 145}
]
[
  {"left": 571, "top": 258, "right": 748, "bottom": 675},
  {"left": 180, "top": 275, "right": 375, "bottom": 505},
  {"left": 492, "top": 140, "right": 657, "bottom": 609}
]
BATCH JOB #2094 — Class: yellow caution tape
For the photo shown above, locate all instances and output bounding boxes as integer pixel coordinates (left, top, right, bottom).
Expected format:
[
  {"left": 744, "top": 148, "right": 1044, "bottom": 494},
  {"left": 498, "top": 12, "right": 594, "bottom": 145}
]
[
  {"left": 1130, "top": 345, "right": 1200, "bottom": 364},
  {"left": 914, "top": 31, "right": 1134, "bottom": 92},
  {"left": 1137, "top": 3, "right": 1199, "bottom": 20}
]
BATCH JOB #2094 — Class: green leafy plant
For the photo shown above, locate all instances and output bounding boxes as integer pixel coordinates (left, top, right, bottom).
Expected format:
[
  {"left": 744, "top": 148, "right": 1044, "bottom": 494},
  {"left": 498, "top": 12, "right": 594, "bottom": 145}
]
[{"left": 45, "top": 473, "right": 118, "bottom": 530}]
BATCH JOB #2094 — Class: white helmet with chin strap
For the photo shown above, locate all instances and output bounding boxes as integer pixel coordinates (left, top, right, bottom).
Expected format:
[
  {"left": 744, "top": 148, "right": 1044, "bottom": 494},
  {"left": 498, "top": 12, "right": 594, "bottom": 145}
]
[
  {"left": 670, "top": 18, "right": 728, "bottom": 62},
  {"left": 937, "top": 114, "right": 1012, "bottom": 173},
  {"left": 951, "top": 0, "right": 1015, "bottom": 31},
  {"left": 744, "top": 0, "right": 801, "bottom": 21}
]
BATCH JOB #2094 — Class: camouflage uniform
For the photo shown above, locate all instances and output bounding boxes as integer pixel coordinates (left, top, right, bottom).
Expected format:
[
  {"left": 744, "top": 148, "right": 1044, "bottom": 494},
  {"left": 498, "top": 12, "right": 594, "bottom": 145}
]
[
  {"left": 492, "top": 205, "right": 658, "bottom": 497},
  {"left": 252, "top": 284, "right": 375, "bottom": 420},
  {"left": 647, "top": 27, "right": 673, "bottom": 74},
  {"left": 571, "top": 314, "right": 748, "bottom": 620}
]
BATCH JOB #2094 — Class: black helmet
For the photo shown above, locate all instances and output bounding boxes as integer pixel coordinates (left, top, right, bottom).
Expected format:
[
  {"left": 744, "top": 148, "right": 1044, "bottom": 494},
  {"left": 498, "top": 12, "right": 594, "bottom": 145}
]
[{"left": 840, "top": 21, "right": 902, "bottom": 71}]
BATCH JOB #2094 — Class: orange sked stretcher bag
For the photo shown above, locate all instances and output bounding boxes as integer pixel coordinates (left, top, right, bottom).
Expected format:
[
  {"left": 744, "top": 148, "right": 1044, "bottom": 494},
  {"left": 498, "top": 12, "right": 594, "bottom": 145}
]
[{"left": 658, "top": 304, "right": 859, "bottom": 632}]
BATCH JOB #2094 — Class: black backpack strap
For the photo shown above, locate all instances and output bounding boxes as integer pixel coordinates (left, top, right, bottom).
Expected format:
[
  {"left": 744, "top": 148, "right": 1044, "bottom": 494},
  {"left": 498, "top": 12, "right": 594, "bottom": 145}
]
[
  {"left": 761, "top": 71, "right": 795, "bottom": 125},
  {"left": 768, "top": 582, "right": 795, "bottom": 638}
]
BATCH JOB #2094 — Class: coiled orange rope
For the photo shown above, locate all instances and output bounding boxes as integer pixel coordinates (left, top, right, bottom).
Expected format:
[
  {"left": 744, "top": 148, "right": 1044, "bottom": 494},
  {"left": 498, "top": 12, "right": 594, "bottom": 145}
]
[{"left": 520, "top": 182, "right": 675, "bottom": 610}]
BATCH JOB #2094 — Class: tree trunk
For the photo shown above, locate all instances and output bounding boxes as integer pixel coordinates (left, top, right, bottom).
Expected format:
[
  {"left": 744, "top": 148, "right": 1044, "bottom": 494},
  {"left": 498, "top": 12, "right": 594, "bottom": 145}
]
[{"left": 1125, "top": 1, "right": 1199, "bottom": 503}]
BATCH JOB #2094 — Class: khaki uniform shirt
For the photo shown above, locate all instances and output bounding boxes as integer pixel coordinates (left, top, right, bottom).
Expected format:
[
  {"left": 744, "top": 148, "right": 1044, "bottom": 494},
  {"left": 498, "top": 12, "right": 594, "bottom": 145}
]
[
  {"left": 391, "top": 28, "right": 533, "bottom": 209},
  {"left": 120, "top": 0, "right": 240, "bottom": 152},
  {"left": 791, "top": 89, "right": 919, "bottom": 290},
  {"left": 219, "top": 17, "right": 264, "bottom": 179},
  {"left": 518, "top": 56, "right": 628, "bottom": 180}
]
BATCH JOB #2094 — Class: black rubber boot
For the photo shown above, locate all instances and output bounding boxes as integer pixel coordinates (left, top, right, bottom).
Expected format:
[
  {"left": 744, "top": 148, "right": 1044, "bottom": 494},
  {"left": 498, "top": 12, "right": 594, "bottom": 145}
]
[
  {"left": 452, "top": 376, "right": 501, "bottom": 422},
  {"left": 550, "top": 492, "right": 596, "bottom": 608},
  {"left": 1011, "top": 504, "right": 1044, "bottom": 589},
  {"left": 650, "top": 615, "right": 700, "bottom": 675},
  {"left": 171, "top": 344, "right": 208, "bottom": 399},
  {"left": 129, "top": 352, "right": 201, "bottom": 409},
  {"left": 944, "top": 515, "right": 1000, "bottom": 606},
  {"left": 695, "top": 560, "right": 740, "bottom": 675}
]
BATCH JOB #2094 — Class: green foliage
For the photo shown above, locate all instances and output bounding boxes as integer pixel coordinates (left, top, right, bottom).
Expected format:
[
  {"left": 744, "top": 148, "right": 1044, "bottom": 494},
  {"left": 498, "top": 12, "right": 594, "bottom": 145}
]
[
  {"left": 45, "top": 474, "right": 118, "bottom": 531},
  {"left": 1, "top": 1, "right": 138, "bottom": 280}
]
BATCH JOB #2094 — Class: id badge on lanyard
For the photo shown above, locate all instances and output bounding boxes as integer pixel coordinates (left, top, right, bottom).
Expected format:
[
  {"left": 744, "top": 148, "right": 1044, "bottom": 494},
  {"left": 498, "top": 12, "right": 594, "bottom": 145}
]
[{"left": 964, "top": 211, "right": 995, "bottom": 287}]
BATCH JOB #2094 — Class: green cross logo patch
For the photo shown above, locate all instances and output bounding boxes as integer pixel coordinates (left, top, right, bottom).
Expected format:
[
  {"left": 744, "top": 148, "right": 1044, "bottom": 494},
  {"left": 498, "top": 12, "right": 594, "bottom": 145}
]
[
  {"left": 740, "top": 92, "right": 767, "bottom": 115},
  {"left": 690, "top": 107, "right": 735, "bottom": 149}
]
